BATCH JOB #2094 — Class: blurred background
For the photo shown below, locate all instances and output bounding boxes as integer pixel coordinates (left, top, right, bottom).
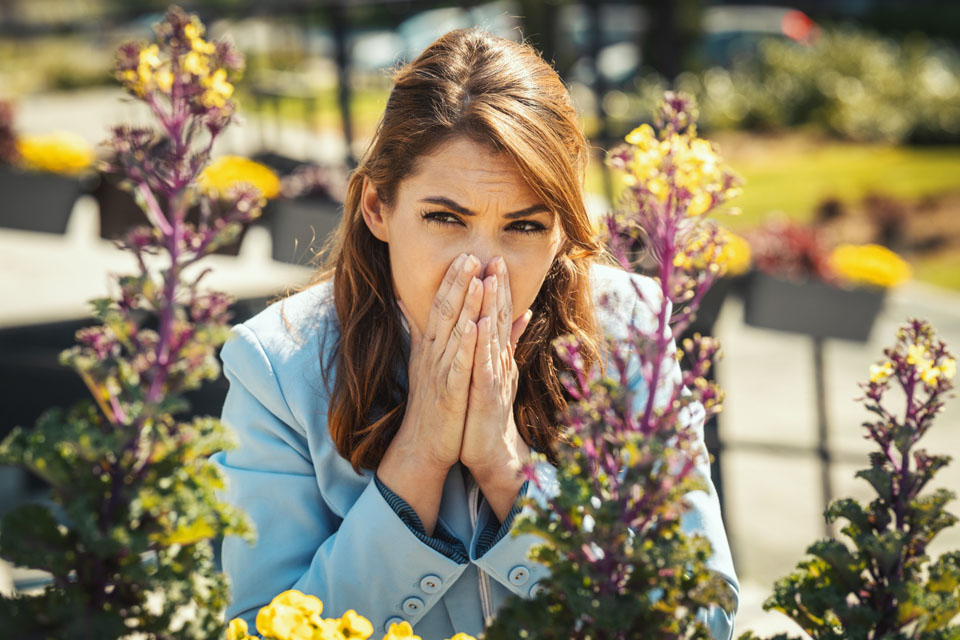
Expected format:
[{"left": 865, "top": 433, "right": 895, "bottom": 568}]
[{"left": 1, "top": 0, "right": 958, "bottom": 636}]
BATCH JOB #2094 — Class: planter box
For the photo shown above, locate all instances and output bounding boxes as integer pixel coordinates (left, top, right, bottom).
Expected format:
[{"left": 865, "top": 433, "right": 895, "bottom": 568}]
[
  {"left": 742, "top": 270, "right": 885, "bottom": 342},
  {"left": 94, "top": 172, "right": 249, "bottom": 256},
  {"left": 264, "top": 193, "right": 341, "bottom": 265},
  {"left": 0, "top": 166, "right": 92, "bottom": 234}
]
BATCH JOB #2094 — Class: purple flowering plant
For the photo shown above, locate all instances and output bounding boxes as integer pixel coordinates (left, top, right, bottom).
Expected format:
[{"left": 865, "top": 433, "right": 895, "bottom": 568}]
[
  {"left": 739, "top": 320, "right": 958, "bottom": 640},
  {"left": 0, "top": 6, "right": 257, "bottom": 637},
  {"left": 484, "top": 92, "right": 743, "bottom": 638}
]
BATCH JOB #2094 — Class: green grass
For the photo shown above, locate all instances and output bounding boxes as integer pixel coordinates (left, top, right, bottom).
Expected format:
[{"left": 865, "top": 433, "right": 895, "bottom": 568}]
[
  {"left": 234, "top": 86, "right": 390, "bottom": 138},
  {"left": 912, "top": 253, "right": 960, "bottom": 291},
  {"left": 720, "top": 143, "right": 960, "bottom": 230}
]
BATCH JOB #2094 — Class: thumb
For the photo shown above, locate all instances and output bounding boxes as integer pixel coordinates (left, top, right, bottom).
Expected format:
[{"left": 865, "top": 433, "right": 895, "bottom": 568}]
[{"left": 510, "top": 309, "right": 533, "bottom": 352}]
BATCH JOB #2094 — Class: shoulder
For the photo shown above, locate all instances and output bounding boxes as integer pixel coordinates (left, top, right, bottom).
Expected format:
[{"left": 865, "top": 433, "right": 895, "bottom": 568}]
[
  {"left": 587, "top": 261, "right": 665, "bottom": 338},
  {"left": 219, "top": 278, "right": 339, "bottom": 433}
]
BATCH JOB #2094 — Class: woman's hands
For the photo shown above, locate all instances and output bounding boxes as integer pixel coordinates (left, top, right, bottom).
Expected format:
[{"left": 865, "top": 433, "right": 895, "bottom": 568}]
[
  {"left": 392, "top": 253, "right": 484, "bottom": 473},
  {"left": 382, "top": 252, "right": 534, "bottom": 530},
  {"left": 460, "top": 257, "right": 533, "bottom": 491}
]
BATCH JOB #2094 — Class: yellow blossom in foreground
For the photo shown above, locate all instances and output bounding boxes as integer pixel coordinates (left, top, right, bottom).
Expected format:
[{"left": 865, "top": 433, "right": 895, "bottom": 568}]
[
  {"left": 829, "top": 244, "right": 911, "bottom": 289},
  {"left": 445, "top": 634, "right": 478, "bottom": 640},
  {"left": 255, "top": 590, "right": 324, "bottom": 640},
  {"left": 16, "top": 131, "right": 95, "bottom": 175},
  {"left": 384, "top": 621, "right": 421, "bottom": 640},
  {"left": 227, "top": 617, "right": 255, "bottom": 640},
  {"left": 338, "top": 609, "right": 374, "bottom": 639},
  {"left": 198, "top": 155, "right": 280, "bottom": 199}
]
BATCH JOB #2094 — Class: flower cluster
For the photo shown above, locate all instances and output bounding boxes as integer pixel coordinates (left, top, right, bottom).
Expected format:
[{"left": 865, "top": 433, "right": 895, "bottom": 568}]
[
  {"left": 15, "top": 130, "right": 95, "bottom": 175},
  {"left": 829, "top": 243, "right": 912, "bottom": 289},
  {"left": 744, "top": 221, "right": 912, "bottom": 290},
  {"left": 199, "top": 155, "right": 281, "bottom": 200},
  {"left": 743, "top": 219, "right": 839, "bottom": 284},
  {"left": 116, "top": 8, "right": 241, "bottom": 114},
  {"left": 485, "top": 92, "right": 737, "bottom": 638},
  {"left": 612, "top": 93, "right": 742, "bottom": 219},
  {"left": 226, "top": 590, "right": 476, "bottom": 640},
  {"left": 674, "top": 226, "right": 752, "bottom": 278},
  {"left": 740, "top": 319, "right": 958, "bottom": 640}
]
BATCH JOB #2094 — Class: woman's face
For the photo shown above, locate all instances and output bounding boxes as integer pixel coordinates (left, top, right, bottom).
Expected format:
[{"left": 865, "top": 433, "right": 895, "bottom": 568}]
[{"left": 361, "top": 136, "right": 566, "bottom": 337}]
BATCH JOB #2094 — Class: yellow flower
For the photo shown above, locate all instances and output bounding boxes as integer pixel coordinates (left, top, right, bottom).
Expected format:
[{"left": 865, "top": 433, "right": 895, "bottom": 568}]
[
  {"left": 685, "top": 191, "right": 712, "bottom": 217},
  {"left": 183, "top": 50, "right": 210, "bottom": 77},
  {"left": 625, "top": 123, "right": 656, "bottom": 148},
  {"left": 149, "top": 517, "right": 214, "bottom": 546},
  {"left": 140, "top": 44, "right": 161, "bottom": 70},
  {"left": 274, "top": 589, "right": 324, "bottom": 614},
  {"left": 869, "top": 361, "right": 894, "bottom": 384},
  {"left": 338, "top": 610, "right": 374, "bottom": 639},
  {"left": 941, "top": 357, "right": 956, "bottom": 380},
  {"left": 16, "top": 131, "right": 95, "bottom": 175},
  {"left": 648, "top": 176, "right": 669, "bottom": 202},
  {"left": 226, "top": 617, "right": 253, "bottom": 640},
  {"left": 201, "top": 67, "right": 234, "bottom": 108},
  {"left": 716, "top": 230, "right": 751, "bottom": 276},
  {"left": 673, "top": 227, "right": 750, "bottom": 276},
  {"left": 155, "top": 69, "right": 174, "bottom": 93},
  {"left": 383, "top": 621, "right": 421, "bottom": 640},
  {"left": 829, "top": 244, "right": 911, "bottom": 289},
  {"left": 445, "top": 634, "right": 478, "bottom": 640},
  {"left": 906, "top": 344, "right": 942, "bottom": 388},
  {"left": 198, "top": 155, "right": 280, "bottom": 199}
]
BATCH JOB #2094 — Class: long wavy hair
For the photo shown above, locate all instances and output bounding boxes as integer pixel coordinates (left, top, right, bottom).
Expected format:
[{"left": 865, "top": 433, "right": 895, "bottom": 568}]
[{"left": 281, "top": 27, "right": 614, "bottom": 473}]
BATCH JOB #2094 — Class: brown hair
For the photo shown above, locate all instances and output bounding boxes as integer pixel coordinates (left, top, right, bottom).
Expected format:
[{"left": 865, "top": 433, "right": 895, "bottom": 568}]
[{"left": 282, "top": 27, "right": 612, "bottom": 473}]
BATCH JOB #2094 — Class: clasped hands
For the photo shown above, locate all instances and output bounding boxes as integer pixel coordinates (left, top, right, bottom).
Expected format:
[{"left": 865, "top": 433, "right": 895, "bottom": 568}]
[{"left": 395, "top": 253, "right": 533, "bottom": 523}]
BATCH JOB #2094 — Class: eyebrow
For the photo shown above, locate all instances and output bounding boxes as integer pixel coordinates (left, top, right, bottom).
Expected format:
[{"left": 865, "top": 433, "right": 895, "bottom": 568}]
[{"left": 418, "top": 196, "right": 552, "bottom": 219}]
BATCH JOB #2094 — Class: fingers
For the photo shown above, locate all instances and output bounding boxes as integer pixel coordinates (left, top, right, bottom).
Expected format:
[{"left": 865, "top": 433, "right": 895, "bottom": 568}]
[
  {"left": 474, "top": 315, "right": 495, "bottom": 385},
  {"left": 481, "top": 272, "right": 498, "bottom": 367},
  {"left": 443, "top": 318, "right": 477, "bottom": 399},
  {"left": 495, "top": 257, "right": 512, "bottom": 351},
  {"left": 429, "top": 254, "right": 480, "bottom": 348},
  {"left": 510, "top": 309, "right": 533, "bottom": 352},
  {"left": 424, "top": 253, "right": 466, "bottom": 342},
  {"left": 438, "top": 275, "right": 483, "bottom": 382}
]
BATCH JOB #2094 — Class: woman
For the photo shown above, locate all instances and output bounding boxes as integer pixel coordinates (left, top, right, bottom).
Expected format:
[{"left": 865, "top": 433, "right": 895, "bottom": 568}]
[{"left": 211, "top": 27, "right": 739, "bottom": 639}]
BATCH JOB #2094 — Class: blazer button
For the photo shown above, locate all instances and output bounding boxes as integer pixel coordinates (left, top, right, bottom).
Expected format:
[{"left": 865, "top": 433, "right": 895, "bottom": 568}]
[
  {"left": 508, "top": 565, "right": 530, "bottom": 586},
  {"left": 384, "top": 616, "right": 404, "bottom": 632},
  {"left": 420, "top": 574, "right": 442, "bottom": 594},
  {"left": 402, "top": 596, "right": 425, "bottom": 615},
  {"left": 529, "top": 581, "right": 546, "bottom": 598}
]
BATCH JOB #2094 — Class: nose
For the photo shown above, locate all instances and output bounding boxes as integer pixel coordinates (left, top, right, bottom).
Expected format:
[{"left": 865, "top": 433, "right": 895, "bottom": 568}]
[{"left": 465, "top": 246, "right": 500, "bottom": 278}]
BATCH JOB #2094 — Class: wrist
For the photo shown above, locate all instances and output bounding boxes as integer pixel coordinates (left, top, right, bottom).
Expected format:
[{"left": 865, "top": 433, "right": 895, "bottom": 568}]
[{"left": 469, "top": 441, "right": 531, "bottom": 490}]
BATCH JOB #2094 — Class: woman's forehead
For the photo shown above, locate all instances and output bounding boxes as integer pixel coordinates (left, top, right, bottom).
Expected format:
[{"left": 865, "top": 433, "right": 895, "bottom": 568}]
[{"left": 402, "top": 138, "right": 541, "bottom": 203}]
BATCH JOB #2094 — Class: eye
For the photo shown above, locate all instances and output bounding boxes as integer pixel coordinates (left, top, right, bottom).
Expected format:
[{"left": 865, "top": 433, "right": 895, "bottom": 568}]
[{"left": 420, "top": 211, "right": 548, "bottom": 235}]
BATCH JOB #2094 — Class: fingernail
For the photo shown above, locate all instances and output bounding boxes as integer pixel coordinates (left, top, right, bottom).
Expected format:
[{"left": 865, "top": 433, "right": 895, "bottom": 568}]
[
  {"left": 497, "top": 257, "right": 506, "bottom": 273},
  {"left": 466, "top": 255, "right": 478, "bottom": 271}
]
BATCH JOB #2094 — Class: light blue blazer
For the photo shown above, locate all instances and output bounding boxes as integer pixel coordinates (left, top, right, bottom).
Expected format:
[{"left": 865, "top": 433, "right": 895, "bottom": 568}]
[{"left": 210, "top": 262, "right": 740, "bottom": 639}]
